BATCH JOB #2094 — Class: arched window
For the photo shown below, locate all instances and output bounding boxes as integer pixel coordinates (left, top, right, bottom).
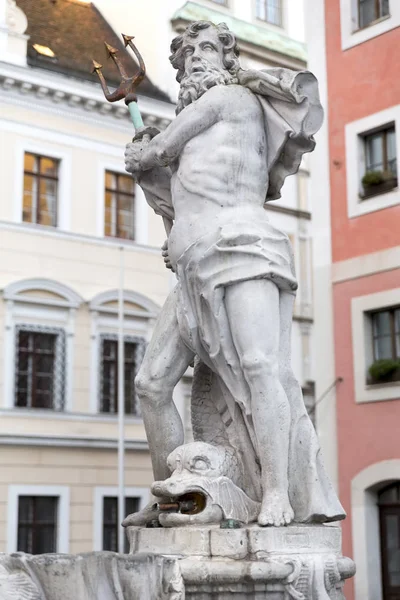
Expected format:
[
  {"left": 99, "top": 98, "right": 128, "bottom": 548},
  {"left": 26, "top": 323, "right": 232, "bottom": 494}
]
[
  {"left": 89, "top": 290, "right": 159, "bottom": 416},
  {"left": 3, "top": 278, "right": 83, "bottom": 411},
  {"left": 379, "top": 482, "right": 400, "bottom": 600}
]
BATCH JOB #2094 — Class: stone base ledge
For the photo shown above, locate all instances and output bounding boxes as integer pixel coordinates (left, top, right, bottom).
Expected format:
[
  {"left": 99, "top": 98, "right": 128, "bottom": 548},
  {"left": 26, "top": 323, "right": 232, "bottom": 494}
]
[
  {"left": 127, "top": 524, "right": 356, "bottom": 599},
  {"left": 127, "top": 523, "right": 342, "bottom": 560}
]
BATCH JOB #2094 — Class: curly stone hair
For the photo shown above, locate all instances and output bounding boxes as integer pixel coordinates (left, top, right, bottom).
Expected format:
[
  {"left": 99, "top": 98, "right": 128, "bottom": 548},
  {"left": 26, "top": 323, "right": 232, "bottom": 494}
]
[{"left": 170, "top": 21, "right": 240, "bottom": 83}]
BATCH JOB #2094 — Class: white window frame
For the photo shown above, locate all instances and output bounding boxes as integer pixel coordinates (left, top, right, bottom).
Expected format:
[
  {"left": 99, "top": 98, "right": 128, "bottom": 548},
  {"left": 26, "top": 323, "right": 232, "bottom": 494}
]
[
  {"left": 96, "top": 160, "right": 148, "bottom": 245},
  {"left": 89, "top": 290, "right": 159, "bottom": 415},
  {"left": 2, "top": 278, "right": 83, "bottom": 411},
  {"left": 7, "top": 484, "right": 70, "bottom": 553},
  {"left": 340, "top": 0, "right": 400, "bottom": 50},
  {"left": 14, "top": 140, "right": 72, "bottom": 230},
  {"left": 351, "top": 287, "right": 400, "bottom": 403},
  {"left": 351, "top": 460, "right": 400, "bottom": 600},
  {"left": 93, "top": 486, "right": 150, "bottom": 551},
  {"left": 346, "top": 105, "right": 400, "bottom": 219}
]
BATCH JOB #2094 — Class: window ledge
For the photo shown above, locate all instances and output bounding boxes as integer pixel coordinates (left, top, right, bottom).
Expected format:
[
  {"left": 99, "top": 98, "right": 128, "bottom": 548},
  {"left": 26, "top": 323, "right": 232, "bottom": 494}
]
[
  {"left": 357, "top": 380, "right": 400, "bottom": 404},
  {"left": 360, "top": 180, "right": 398, "bottom": 200},
  {"left": 366, "top": 381, "right": 400, "bottom": 391}
]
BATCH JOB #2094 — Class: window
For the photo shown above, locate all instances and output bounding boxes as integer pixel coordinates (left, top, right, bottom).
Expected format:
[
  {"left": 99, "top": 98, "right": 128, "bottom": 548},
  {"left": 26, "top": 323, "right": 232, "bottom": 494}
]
[
  {"left": 361, "top": 125, "right": 397, "bottom": 198},
  {"left": 104, "top": 171, "right": 135, "bottom": 240},
  {"left": 103, "top": 496, "right": 139, "bottom": 553},
  {"left": 100, "top": 336, "right": 146, "bottom": 415},
  {"left": 256, "top": 0, "right": 282, "bottom": 26},
  {"left": 365, "top": 126, "right": 396, "bottom": 174},
  {"left": 15, "top": 326, "right": 66, "bottom": 410},
  {"left": 17, "top": 496, "right": 58, "bottom": 554},
  {"left": 23, "top": 152, "right": 59, "bottom": 227},
  {"left": 378, "top": 482, "right": 400, "bottom": 599},
  {"left": 211, "top": 0, "right": 227, "bottom": 4},
  {"left": 371, "top": 307, "right": 400, "bottom": 361},
  {"left": 358, "top": 0, "right": 389, "bottom": 29}
]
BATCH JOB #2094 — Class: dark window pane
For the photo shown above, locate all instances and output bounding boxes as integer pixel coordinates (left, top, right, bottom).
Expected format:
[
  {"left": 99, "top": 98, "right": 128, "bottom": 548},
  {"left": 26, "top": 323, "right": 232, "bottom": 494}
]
[
  {"left": 374, "top": 335, "right": 393, "bottom": 360},
  {"left": 18, "top": 497, "right": 34, "bottom": 522},
  {"left": 385, "top": 513, "right": 400, "bottom": 587},
  {"left": 18, "top": 526, "right": 32, "bottom": 554},
  {"left": 103, "top": 497, "right": 140, "bottom": 552},
  {"left": 16, "top": 331, "right": 56, "bottom": 409},
  {"left": 18, "top": 331, "right": 31, "bottom": 350},
  {"left": 16, "top": 391, "right": 28, "bottom": 407},
  {"left": 101, "top": 339, "right": 138, "bottom": 414},
  {"left": 379, "top": 484, "right": 400, "bottom": 505},
  {"left": 366, "top": 132, "right": 384, "bottom": 172},
  {"left": 373, "top": 311, "right": 391, "bottom": 336},
  {"left": 35, "top": 526, "right": 56, "bottom": 554},
  {"left": 359, "top": 0, "right": 376, "bottom": 28},
  {"left": 17, "top": 496, "right": 57, "bottom": 554}
]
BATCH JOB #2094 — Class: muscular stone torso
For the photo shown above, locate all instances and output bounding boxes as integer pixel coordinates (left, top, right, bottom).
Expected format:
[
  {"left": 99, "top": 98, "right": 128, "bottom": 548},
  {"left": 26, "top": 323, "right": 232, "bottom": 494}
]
[{"left": 167, "top": 85, "right": 269, "bottom": 266}]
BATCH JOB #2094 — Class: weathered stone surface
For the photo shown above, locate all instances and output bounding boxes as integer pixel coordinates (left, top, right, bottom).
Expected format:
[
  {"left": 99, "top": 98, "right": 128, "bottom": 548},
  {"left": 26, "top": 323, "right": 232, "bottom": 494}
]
[
  {"left": 127, "top": 524, "right": 355, "bottom": 599},
  {"left": 0, "top": 552, "right": 184, "bottom": 599},
  {"left": 129, "top": 526, "right": 211, "bottom": 557}
]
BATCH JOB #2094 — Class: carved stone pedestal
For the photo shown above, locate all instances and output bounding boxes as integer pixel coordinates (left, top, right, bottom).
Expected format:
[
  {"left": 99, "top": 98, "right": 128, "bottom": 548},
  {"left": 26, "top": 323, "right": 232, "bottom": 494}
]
[{"left": 127, "top": 523, "right": 355, "bottom": 599}]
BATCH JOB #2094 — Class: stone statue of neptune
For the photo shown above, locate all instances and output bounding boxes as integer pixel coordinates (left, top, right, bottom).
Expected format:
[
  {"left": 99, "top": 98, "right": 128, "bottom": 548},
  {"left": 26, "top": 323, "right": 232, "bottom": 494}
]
[{"left": 123, "top": 21, "right": 345, "bottom": 529}]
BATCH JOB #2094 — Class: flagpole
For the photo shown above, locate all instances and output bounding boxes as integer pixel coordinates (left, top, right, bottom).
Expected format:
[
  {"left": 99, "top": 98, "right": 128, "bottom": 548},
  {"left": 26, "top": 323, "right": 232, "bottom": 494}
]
[{"left": 118, "top": 245, "right": 125, "bottom": 553}]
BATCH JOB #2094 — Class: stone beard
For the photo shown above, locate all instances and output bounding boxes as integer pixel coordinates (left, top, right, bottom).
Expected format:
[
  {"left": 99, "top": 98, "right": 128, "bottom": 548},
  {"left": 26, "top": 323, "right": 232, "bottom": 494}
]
[{"left": 176, "top": 64, "right": 237, "bottom": 114}]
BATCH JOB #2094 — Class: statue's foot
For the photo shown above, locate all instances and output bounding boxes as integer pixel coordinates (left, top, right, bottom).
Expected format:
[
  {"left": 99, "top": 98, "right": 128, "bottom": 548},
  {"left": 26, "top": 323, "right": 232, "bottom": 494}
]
[
  {"left": 258, "top": 490, "right": 294, "bottom": 527},
  {"left": 122, "top": 501, "right": 161, "bottom": 527}
]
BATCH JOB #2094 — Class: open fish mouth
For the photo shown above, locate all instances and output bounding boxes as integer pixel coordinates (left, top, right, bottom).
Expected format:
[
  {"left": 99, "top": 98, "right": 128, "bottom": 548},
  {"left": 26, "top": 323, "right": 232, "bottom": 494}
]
[{"left": 157, "top": 490, "right": 208, "bottom": 515}]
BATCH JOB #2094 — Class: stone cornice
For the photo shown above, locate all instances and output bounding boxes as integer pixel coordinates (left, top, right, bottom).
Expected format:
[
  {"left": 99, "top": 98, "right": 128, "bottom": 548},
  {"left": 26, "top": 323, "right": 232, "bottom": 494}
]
[{"left": 0, "top": 61, "right": 175, "bottom": 130}]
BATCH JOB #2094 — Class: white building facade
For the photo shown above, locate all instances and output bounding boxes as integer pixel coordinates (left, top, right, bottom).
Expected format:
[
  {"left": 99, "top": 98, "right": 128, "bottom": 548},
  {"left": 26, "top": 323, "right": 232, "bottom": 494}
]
[{"left": 0, "top": 0, "right": 313, "bottom": 554}]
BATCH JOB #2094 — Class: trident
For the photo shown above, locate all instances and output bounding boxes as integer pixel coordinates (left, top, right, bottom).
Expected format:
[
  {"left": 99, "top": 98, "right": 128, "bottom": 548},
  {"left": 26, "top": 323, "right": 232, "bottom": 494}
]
[
  {"left": 92, "top": 35, "right": 172, "bottom": 237},
  {"left": 92, "top": 34, "right": 159, "bottom": 140}
]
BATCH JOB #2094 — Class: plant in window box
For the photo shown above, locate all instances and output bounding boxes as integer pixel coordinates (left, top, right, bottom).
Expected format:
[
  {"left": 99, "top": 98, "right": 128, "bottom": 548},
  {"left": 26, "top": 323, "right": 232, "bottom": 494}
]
[
  {"left": 361, "top": 170, "right": 398, "bottom": 199},
  {"left": 368, "top": 358, "right": 400, "bottom": 385}
]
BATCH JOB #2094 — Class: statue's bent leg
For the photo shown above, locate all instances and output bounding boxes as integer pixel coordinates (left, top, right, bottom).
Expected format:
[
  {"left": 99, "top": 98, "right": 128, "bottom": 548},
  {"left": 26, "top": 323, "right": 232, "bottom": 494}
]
[
  {"left": 224, "top": 279, "right": 293, "bottom": 527},
  {"left": 135, "top": 287, "right": 195, "bottom": 482}
]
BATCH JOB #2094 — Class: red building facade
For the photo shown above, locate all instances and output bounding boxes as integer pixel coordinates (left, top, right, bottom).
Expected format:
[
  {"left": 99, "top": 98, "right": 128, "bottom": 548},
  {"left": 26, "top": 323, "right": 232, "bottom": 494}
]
[{"left": 308, "top": 1, "right": 400, "bottom": 599}]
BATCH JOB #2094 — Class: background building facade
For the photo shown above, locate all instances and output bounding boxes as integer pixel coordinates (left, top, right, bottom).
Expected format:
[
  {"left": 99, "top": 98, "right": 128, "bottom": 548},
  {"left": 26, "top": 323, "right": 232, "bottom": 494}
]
[
  {"left": 0, "top": 0, "right": 313, "bottom": 554},
  {"left": 307, "top": 1, "right": 400, "bottom": 599}
]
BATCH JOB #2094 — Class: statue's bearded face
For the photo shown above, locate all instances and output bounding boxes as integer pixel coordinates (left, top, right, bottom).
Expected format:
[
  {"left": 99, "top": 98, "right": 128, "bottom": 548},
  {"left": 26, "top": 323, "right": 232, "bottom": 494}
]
[
  {"left": 182, "top": 28, "right": 225, "bottom": 79},
  {"left": 176, "top": 28, "right": 235, "bottom": 114}
]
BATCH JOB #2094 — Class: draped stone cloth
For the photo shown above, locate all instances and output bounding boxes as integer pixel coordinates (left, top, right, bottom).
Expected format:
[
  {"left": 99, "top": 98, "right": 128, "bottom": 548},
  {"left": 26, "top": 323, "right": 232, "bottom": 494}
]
[
  {"left": 139, "top": 67, "right": 325, "bottom": 217},
  {"left": 139, "top": 68, "right": 345, "bottom": 523}
]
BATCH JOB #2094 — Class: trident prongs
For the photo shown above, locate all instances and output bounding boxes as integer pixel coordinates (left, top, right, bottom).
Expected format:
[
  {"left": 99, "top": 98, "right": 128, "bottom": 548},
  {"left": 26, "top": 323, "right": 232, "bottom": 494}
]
[
  {"left": 104, "top": 42, "right": 129, "bottom": 79},
  {"left": 92, "top": 34, "right": 146, "bottom": 105},
  {"left": 122, "top": 34, "right": 146, "bottom": 86}
]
